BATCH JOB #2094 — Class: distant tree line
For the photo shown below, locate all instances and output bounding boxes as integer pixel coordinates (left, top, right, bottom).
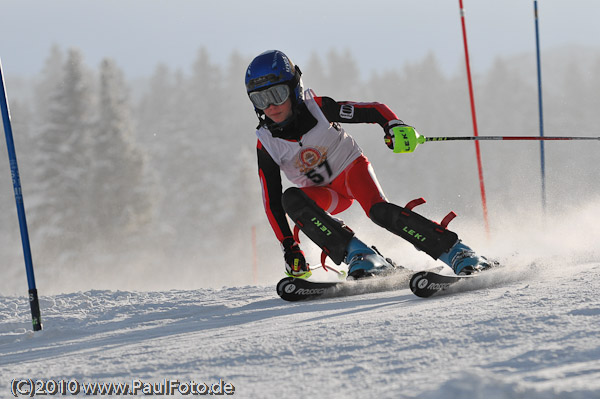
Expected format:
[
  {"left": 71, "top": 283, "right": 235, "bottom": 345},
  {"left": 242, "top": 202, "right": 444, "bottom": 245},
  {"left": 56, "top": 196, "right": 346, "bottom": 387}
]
[{"left": 1, "top": 45, "right": 598, "bottom": 292}]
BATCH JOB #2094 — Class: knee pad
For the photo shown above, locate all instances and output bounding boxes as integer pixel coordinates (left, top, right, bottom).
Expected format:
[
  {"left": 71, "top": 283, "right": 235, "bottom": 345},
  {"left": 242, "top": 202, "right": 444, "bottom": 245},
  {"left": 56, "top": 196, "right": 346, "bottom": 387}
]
[
  {"left": 369, "top": 201, "right": 458, "bottom": 259},
  {"left": 282, "top": 188, "right": 354, "bottom": 265}
]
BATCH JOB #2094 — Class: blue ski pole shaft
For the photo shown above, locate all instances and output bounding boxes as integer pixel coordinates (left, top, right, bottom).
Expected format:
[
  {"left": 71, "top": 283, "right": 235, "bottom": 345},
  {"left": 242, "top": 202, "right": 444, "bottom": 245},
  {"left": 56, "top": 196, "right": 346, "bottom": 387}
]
[
  {"left": 0, "top": 59, "right": 42, "bottom": 331},
  {"left": 534, "top": 0, "right": 546, "bottom": 212}
]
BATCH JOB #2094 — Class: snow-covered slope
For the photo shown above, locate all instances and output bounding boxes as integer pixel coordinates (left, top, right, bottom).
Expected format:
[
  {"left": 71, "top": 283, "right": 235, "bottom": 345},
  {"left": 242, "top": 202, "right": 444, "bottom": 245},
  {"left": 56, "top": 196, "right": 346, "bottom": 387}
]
[{"left": 2, "top": 257, "right": 599, "bottom": 399}]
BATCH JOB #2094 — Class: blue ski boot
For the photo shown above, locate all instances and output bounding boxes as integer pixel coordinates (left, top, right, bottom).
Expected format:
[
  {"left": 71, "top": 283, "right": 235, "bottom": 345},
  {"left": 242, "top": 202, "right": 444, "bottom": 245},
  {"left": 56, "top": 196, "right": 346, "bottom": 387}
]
[
  {"left": 439, "top": 240, "right": 492, "bottom": 275},
  {"left": 345, "top": 237, "right": 396, "bottom": 279}
]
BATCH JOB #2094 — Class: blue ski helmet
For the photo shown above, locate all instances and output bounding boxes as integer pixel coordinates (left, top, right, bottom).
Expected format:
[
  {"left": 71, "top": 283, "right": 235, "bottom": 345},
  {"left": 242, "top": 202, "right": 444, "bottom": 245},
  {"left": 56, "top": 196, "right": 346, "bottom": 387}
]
[{"left": 245, "top": 50, "right": 303, "bottom": 113}]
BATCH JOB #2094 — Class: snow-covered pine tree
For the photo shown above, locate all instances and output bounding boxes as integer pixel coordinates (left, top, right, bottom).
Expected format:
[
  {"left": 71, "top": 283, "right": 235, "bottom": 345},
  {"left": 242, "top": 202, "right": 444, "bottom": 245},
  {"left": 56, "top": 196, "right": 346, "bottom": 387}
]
[
  {"left": 31, "top": 48, "right": 94, "bottom": 264},
  {"left": 91, "top": 58, "right": 156, "bottom": 248}
]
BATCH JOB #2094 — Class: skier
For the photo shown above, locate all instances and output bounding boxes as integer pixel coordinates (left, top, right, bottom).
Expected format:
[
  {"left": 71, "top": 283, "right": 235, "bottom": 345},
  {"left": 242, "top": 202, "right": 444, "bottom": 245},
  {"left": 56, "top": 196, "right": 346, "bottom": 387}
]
[{"left": 245, "top": 50, "right": 491, "bottom": 278}]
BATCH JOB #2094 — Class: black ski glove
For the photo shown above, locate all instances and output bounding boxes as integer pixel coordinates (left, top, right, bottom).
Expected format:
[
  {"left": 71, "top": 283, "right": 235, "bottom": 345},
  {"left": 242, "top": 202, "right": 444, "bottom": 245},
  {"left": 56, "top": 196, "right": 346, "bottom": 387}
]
[
  {"left": 282, "top": 237, "right": 308, "bottom": 276},
  {"left": 383, "top": 119, "right": 409, "bottom": 150}
]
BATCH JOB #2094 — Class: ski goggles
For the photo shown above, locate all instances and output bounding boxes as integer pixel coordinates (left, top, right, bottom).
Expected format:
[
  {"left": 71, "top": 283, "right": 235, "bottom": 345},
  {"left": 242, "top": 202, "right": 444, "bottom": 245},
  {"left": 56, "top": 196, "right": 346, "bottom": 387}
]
[{"left": 249, "top": 84, "right": 290, "bottom": 110}]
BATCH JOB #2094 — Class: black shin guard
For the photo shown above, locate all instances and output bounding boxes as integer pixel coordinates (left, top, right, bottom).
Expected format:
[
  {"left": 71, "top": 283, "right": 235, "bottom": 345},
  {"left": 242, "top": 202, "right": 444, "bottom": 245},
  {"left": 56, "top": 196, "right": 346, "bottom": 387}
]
[
  {"left": 282, "top": 188, "right": 354, "bottom": 265},
  {"left": 369, "top": 202, "right": 458, "bottom": 260}
]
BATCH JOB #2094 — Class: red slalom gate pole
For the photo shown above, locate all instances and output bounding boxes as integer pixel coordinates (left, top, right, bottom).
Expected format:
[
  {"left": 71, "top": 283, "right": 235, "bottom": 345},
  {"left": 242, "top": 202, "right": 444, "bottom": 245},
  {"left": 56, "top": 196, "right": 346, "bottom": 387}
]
[{"left": 458, "top": 0, "right": 490, "bottom": 237}]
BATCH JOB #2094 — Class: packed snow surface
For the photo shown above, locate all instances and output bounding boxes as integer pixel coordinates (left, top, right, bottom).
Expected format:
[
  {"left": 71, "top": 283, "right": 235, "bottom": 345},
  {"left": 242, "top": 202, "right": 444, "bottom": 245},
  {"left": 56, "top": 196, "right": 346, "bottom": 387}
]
[{"left": 1, "top": 256, "right": 599, "bottom": 398}]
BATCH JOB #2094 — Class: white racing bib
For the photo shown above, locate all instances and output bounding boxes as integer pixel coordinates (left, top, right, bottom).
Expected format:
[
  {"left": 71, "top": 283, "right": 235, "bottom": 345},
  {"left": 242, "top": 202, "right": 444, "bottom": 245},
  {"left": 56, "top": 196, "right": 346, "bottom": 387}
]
[{"left": 256, "top": 89, "right": 363, "bottom": 187}]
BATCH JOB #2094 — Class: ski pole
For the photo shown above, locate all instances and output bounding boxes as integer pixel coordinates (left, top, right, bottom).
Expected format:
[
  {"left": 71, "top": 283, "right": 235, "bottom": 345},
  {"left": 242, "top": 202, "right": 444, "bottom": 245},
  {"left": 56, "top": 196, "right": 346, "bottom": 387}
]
[
  {"left": 390, "top": 125, "right": 600, "bottom": 153},
  {"left": 424, "top": 136, "right": 599, "bottom": 142}
]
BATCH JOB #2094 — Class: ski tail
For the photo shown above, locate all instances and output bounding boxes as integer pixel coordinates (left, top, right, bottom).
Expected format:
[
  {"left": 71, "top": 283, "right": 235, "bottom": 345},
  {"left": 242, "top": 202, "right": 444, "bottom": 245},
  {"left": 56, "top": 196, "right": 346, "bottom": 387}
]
[
  {"left": 277, "top": 277, "right": 339, "bottom": 301},
  {"left": 410, "top": 262, "right": 502, "bottom": 298},
  {"left": 409, "top": 271, "right": 469, "bottom": 298}
]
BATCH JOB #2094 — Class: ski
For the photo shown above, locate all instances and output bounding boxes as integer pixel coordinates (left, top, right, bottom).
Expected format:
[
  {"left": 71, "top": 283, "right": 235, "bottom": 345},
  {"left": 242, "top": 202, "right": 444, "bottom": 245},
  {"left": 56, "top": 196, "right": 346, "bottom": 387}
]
[
  {"left": 277, "top": 278, "right": 341, "bottom": 301},
  {"left": 276, "top": 267, "right": 414, "bottom": 302},
  {"left": 410, "top": 264, "right": 505, "bottom": 298},
  {"left": 409, "top": 271, "right": 474, "bottom": 298}
]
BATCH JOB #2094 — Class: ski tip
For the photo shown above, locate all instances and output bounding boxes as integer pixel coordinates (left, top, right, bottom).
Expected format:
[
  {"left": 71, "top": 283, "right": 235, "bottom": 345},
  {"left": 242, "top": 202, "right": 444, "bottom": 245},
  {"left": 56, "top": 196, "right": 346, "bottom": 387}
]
[{"left": 410, "top": 271, "right": 438, "bottom": 298}]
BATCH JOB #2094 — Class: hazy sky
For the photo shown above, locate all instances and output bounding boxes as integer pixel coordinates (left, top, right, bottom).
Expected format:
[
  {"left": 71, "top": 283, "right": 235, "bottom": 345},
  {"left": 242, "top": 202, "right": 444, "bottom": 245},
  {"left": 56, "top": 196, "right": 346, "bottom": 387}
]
[{"left": 1, "top": 0, "right": 600, "bottom": 79}]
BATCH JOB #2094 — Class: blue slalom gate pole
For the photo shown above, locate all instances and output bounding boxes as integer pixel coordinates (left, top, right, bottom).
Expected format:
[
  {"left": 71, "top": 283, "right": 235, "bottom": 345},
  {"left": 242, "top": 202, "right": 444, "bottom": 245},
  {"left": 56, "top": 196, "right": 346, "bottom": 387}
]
[
  {"left": 534, "top": 0, "right": 547, "bottom": 212},
  {"left": 0, "top": 59, "right": 42, "bottom": 331}
]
